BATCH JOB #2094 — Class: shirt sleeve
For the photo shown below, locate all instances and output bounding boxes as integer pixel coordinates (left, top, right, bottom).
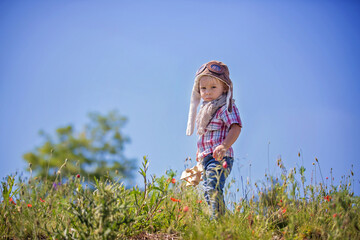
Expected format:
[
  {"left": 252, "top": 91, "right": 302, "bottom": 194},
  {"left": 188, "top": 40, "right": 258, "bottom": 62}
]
[{"left": 218, "top": 104, "right": 242, "bottom": 129}]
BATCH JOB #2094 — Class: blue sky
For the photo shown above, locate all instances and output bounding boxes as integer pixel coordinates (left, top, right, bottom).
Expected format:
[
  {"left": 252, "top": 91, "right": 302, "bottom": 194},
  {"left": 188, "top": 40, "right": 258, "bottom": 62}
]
[{"left": 1, "top": 0, "right": 359, "bottom": 195}]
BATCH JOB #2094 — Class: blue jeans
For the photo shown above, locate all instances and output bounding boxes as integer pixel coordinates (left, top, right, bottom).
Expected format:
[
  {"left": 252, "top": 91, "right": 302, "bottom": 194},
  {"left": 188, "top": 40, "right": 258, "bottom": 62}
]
[{"left": 202, "top": 154, "right": 234, "bottom": 219}]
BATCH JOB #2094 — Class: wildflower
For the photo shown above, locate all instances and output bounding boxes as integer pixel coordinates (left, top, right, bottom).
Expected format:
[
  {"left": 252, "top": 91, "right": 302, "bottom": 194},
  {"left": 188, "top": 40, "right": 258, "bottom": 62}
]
[
  {"left": 9, "top": 197, "right": 16, "bottom": 205},
  {"left": 166, "top": 178, "right": 176, "bottom": 184},
  {"left": 326, "top": 177, "right": 328, "bottom": 180},
  {"left": 183, "top": 206, "right": 189, "bottom": 212},
  {"left": 40, "top": 198, "right": 45, "bottom": 203},
  {"left": 324, "top": 195, "right": 331, "bottom": 202},
  {"left": 27, "top": 204, "right": 32, "bottom": 207},
  {"left": 222, "top": 161, "right": 228, "bottom": 169},
  {"left": 76, "top": 174, "right": 80, "bottom": 178},
  {"left": 170, "top": 197, "right": 181, "bottom": 202},
  {"left": 197, "top": 200, "right": 202, "bottom": 204},
  {"left": 282, "top": 207, "right": 287, "bottom": 214},
  {"left": 333, "top": 213, "right": 337, "bottom": 218}
]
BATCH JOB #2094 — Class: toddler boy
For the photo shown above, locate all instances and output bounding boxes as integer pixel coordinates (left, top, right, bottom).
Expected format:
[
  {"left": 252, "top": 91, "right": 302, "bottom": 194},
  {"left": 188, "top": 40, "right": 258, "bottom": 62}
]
[{"left": 186, "top": 60, "right": 242, "bottom": 219}]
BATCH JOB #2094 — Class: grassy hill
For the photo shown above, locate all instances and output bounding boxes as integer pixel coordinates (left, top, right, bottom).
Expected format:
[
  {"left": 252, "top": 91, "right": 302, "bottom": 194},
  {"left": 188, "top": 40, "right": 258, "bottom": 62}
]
[{"left": 1, "top": 157, "right": 359, "bottom": 239}]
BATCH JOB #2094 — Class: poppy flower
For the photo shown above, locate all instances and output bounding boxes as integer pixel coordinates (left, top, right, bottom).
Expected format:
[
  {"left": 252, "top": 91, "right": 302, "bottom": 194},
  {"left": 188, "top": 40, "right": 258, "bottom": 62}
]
[
  {"left": 183, "top": 206, "right": 189, "bottom": 212},
  {"left": 170, "top": 197, "right": 180, "bottom": 202},
  {"left": 171, "top": 178, "right": 176, "bottom": 184},
  {"left": 197, "top": 200, "right": 202, "bottom": 203},
  {"left": 9, "top": 197, "right": 16, "bottom": 205},
  {"left": 282, "top": 207, "right": 287, "bottom": 214},
  {"left": 324, "top": 195, "right": 331, "bottom": 202},
  {"left": 76, "top": 174, "right": 80, "bottom": 178},
  {"left": 40, "top": 198, "right": 45, "bottom": 203},
  {"left": 27, "top": 204, "right": 32, "bottom": 207},
  {"left": 333, "top": 213, "right": 338, "bottom": 218}
]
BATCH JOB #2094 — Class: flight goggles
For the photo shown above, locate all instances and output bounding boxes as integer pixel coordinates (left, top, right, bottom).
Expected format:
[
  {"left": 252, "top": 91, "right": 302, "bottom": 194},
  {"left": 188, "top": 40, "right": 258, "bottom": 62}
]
[{"left": 195, "top": 62, "right": 226, "bottom": 76}]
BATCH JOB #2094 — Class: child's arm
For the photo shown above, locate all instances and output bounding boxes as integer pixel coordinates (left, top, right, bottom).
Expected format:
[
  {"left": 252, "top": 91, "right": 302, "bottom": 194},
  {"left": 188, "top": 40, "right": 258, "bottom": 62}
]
[{"left": 213, "top": 124, "right": 241, "bottom": 161}]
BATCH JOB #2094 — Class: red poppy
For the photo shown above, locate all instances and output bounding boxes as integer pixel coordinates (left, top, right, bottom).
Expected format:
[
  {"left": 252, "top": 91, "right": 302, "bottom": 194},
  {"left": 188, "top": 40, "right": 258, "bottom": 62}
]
[
  {"left": 40, "top": 198, "right": 45, "bottom": 203},
  {"left": 27, "top": 204, "right": 32, "bottom": 207},
  {"left": 197, "top": 200, "right": 202, "bottom": 203},
  {"left": 76, "top": 174, "right": 80, "bottom": 178},
  {"left": 170, "top": 197, "right": 180, "bottom": 202},
  {"left": 171, "top": 178, "right": 176, "bottom": 184},
  {"left": 9, "top": 197, "right": 16, "bottom": 205},
  {"left": 183, "top": 206, "right": 189, "bottom": 212},
  {"left": 333, "top": 213, "right": 337, "bottom": 218},
  {"left": 324, "top": 195, "right": 331, "bottom": 202},
  {"left": 282, "top": 207, "right": 287, "bottom": 214}
]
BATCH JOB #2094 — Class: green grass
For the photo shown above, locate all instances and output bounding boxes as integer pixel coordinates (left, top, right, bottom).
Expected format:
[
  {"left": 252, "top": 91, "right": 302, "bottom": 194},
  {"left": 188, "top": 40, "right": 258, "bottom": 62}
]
[{"left": 1, "top": 156, "right": 359, "bottom": 239}]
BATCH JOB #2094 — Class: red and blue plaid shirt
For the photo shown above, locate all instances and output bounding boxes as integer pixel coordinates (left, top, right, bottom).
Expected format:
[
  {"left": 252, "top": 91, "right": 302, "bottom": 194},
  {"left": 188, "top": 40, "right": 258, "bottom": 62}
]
[{"left": 197, "top": 103, "right": 242, "bottom": 160}]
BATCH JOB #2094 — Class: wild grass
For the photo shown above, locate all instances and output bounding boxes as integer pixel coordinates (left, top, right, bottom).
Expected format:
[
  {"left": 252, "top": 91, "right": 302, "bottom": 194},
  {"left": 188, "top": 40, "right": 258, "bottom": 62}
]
[{"left": 1, "top": 156, "right": 359, "bottom": 239}]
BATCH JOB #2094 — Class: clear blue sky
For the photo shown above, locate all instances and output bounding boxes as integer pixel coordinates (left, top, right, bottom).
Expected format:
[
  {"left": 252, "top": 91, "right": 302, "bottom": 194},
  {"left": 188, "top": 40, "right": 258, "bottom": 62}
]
[{"left": 1, "top": 1, "right": 359, "bottom": 195}]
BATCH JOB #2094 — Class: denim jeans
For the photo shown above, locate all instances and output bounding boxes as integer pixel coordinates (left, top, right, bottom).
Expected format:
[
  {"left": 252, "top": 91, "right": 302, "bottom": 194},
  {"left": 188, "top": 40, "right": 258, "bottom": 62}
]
[{"left": 202, "top": 154, "right": 234, "bottom": 219}]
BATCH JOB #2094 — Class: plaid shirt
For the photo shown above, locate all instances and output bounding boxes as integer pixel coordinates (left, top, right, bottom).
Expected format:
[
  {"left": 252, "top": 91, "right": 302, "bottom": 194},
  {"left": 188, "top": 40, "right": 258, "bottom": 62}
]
[{"left": 197, "top": 103, "right": 242, "bottom": 160}]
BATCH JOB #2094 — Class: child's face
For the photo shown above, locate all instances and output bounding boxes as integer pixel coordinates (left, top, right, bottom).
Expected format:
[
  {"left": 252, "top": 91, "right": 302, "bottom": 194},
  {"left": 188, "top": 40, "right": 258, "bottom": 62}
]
[{"left": 199, "top": 76, "right": 226, "bottom": 102}]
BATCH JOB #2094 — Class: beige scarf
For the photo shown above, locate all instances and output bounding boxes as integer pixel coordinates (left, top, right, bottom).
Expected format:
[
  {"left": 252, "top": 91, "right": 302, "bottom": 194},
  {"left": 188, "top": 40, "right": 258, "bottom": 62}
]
[{"left": 196, "top": 94, "right": 227, "bottom": 135}]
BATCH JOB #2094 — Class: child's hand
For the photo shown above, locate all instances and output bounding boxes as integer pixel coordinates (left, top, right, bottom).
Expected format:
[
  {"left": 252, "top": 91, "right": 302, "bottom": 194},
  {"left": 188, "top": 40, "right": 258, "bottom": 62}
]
[{"left": 213, "top": 144, "right": 227, "bottom": 161}]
